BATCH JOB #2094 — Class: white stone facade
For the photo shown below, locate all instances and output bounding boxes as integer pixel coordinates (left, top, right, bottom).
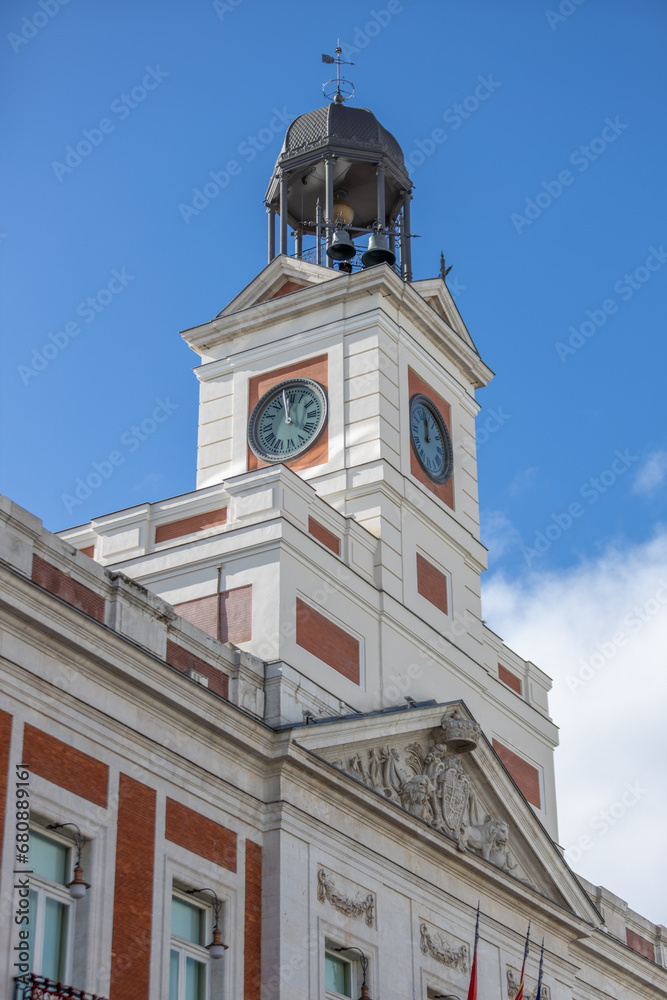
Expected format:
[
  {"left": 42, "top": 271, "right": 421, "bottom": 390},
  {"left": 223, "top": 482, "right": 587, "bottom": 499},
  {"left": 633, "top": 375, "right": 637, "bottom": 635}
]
[
  {"left": 1, "top": 498, "right": 665, "bottom": 1000},
  {"left": 3, "top": 110, "right": 664, "bottom": 1000}
]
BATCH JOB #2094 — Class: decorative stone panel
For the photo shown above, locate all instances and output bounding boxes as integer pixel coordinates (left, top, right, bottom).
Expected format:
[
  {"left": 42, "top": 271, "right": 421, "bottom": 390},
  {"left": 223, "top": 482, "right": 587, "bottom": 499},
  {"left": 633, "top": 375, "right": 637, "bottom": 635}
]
[
  {"left": 317, "top": 868, "right": 375, "bottom": 927},
  {"left": 419, "top": 920, "right": 468, "bottom": 973},
  {"left": 507, "top": 966, "right": 550, "bottom": 1000}
]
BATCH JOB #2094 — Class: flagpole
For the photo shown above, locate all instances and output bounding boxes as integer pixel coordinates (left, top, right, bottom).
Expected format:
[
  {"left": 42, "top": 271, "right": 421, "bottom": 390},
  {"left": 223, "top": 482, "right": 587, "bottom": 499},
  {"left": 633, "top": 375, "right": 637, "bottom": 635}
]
[
  {"left": 515, "top": 922, "right": 531, "bottom": 1000},
  {"left": 535, "top": 938, "right": 545, "bottom": 1000},
  {"left": 466, "top": 902, "right": 480, "bottom": 1000}
]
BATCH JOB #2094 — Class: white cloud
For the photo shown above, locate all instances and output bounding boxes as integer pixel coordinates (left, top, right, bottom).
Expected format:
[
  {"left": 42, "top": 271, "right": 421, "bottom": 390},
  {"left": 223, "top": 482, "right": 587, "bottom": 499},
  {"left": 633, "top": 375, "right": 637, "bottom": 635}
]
[
  {"left": 132, "top": 472, "right": 165, "bottom": 493},
  {"left": 633, "top": 450, "right": 667, "bottom": 495},
  {"left": 480, "top": 510, "right": 521, "bottom": 560},
  {"left": 508, "top": 465, "right": 539, "bottom": 496},
  {"left": 482, "top": 532, "right": 667, "bottom": 925}
]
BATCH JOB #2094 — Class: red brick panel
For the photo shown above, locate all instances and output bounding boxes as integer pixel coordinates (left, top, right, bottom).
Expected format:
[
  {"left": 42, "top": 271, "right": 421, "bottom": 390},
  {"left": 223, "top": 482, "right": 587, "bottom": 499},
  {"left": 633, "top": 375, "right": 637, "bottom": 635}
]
[
  {"left": 0, "top": 711, "right": 12, "bottom": 859},
  {"left": 155, "top": 507, "right": 227, "bottom": 544},
  {"left": 408, "top": 368, "right": 454, "bottom": 509},
  {"left": 174, "top": 585, "right": 252, "bottom": 644},
  {"left": 174, "top": 594, "right": 218, "bottom": 637},
  {"left": 247, "top": 354, "right": 329, "bottom": 472},
  {"left": 111, "top": 775, "right": 156, "bottom": 1000},
  {"left": 79, "top": 545, "right": 95, "bottom": 559},
  {"left": 498, "top": 663, "right": 522, "bottom": 695},
  {"left": 296, "top": 598, "right": 360, "bottom": 684},
  {"left": 165, "top": 798, "right": 237, "bottom": 872},
  {"left": 244, "top": 840, "right": 262, "bottom": 1000},
  {"left": 492, "top": 739, "right": 541, "bottom": 808},
  {"left": 626, "top": 928, "right": 655, "bottom": 962},
  {"left": 32, "top": 554, "right": 104, "bottom": 622},
  {"left": 22, "top": 725, "right": 108, "bottom": 808},
  {"left": 416, "top": 553, "right": 448, "bottom": 615},
  {"left": 269, "top": 279, "right": 307, "bottom": 299},
  {"left": 165, "top": 640, "right": 229, "bottom": 698},
  {"left": 308, "top": 517, "right": 340, "bottom": 556},
  {"left": 221, "top": 585, "right": 252, "bottom": 643}
]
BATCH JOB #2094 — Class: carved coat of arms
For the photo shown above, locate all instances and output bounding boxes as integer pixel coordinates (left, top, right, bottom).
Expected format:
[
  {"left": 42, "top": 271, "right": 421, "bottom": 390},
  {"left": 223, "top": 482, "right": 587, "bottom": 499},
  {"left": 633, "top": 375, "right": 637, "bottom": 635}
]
[
  {"left": 330, "top": 713, "right": 528, "bottom": 880},
  {"left": 442, "top": 757, "right": 470, "bottom": 832}
]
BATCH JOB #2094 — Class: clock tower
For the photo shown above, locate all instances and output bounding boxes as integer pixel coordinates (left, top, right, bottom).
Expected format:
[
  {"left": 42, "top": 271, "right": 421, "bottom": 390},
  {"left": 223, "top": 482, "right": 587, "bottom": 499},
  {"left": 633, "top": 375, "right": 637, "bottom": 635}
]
[{"left": 61, "top": 84, "right": 558, "bottom": 839}]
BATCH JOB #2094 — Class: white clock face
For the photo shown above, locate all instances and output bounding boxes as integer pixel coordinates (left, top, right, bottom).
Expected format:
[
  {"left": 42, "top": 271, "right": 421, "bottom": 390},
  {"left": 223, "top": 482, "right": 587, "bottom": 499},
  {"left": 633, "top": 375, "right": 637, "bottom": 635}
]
[
  {"left": 409, "top": 393, "right": 453, "bottom": 484},
  {"left": 248, "top": 377, "right": 328, "bottom": 463}
]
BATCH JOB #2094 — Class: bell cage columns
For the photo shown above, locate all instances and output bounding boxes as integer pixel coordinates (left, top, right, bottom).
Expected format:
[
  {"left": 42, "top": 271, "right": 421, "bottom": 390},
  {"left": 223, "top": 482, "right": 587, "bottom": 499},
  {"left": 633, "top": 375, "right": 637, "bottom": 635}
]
[
  {"left": 267, "top": 203, "right": 275, "bottom": 262},
  {"left": 402, "top": 188, "right": 413, "bottom": 282},
  {"left": 279, "top": 170, "right": 288, "bottom": 256},
  {"left": 325, "top": 155, "right": 334, "bottom": 268},
  {"left": 376, "top": 162, "right": 386, "bottom": 230},
  {"left": 268, "top": 157, "right": 413, "bottom": 279}
]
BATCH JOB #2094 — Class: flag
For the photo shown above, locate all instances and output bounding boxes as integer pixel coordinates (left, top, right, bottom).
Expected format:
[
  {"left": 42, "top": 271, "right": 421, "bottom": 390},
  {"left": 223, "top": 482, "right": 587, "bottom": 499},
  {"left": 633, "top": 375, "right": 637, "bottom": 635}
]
[
  {"left": 514, "top": 922, "right": 530, "bottom": 1000},
  {"left": 466, "top": 903, "right": 480, "bottom": 1000},
  {"left": 535, "top": 939, "right": 545, "bottom": 1000},
  {"left": 322, "top": 54, "right": 335, "bottom": 64}
]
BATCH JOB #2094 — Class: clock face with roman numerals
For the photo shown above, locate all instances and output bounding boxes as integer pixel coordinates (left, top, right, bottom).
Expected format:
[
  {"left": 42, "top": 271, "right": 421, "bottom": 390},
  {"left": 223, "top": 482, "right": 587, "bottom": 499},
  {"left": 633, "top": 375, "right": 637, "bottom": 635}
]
[
  {"left": 409, "top": 393, "right": 453, "bottom": 484},
  {"left": 248, "top": 377, "right": 328, "bottom": 463}
]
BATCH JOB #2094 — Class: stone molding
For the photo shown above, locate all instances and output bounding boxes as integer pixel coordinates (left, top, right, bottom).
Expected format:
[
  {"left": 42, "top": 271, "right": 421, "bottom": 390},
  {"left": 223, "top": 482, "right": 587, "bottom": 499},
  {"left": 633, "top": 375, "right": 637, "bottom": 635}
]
[
  {"left": 419, "top": 921, "right": 468, "bottom": 973},
  {"left": 316, "top": 869, "right": 375, "bottom": 927}
]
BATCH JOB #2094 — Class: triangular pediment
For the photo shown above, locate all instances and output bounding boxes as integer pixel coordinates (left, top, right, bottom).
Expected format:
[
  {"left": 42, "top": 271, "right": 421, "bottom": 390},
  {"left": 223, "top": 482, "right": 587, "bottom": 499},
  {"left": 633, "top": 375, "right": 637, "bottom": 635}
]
[
  {"left": 411, "top": 277, "right": 480, "bottom": 355},
  {"left": 294, "top": 702, "right": 600, "bottom": 924},
  {"left": 214, "top": 255, "right": 342, "bottom": 318}
]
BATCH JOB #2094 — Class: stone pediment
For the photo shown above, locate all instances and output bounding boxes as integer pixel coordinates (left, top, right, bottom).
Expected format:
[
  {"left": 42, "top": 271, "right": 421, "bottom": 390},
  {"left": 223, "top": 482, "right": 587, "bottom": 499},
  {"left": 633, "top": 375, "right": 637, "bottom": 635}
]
[
  {"left": 411, "top": 277, "right": 481, "bottom": 356},
  {"left": 294, "top": 703, "right": 599, "bottom": 923},
  {"left": 214, "top": 255, "right": 340, "bottom": 318}
]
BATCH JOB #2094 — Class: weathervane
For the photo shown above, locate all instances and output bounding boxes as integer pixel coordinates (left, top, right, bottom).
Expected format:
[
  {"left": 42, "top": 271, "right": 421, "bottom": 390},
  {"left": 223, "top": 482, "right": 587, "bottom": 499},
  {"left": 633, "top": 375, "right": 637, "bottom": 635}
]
[
  {"left": 440, "top": 251, "right": 453, "bottom": 279},
  {"left": 322, "top": 42, "right": 355, "bottom": 104}
]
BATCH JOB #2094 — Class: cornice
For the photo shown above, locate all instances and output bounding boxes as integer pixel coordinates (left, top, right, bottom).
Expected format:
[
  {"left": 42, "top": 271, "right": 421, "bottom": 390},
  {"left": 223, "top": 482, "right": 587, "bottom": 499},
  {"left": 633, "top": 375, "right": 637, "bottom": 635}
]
[
  {"left": 183, "top": 264, "right": 493, "bottom": 389},
  {"left": 0, "top": 561, "right": 274, "bottom": 754},
  {"left": 278, "top": 738, "right": 602, "bottom": 932}
]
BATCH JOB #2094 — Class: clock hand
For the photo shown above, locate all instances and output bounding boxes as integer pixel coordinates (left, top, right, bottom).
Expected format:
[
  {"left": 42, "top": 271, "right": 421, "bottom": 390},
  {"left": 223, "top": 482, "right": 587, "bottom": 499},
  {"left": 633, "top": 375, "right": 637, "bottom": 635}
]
[
  {"left": 282, "top": 389, "right": 291, "bottom": 424},
  {"left": 423, "top": 416, "right": 430, "bottom": 443}
]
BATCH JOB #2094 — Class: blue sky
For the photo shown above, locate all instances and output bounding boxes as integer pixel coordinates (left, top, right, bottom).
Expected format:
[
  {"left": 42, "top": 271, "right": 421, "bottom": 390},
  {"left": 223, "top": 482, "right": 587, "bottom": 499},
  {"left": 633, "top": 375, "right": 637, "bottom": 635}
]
[
  {"left": 2, "top": 1, "right": 666, "bottom": 920},
  {"left": 2, "top": 0, "right": 665, "bottom": 568}
]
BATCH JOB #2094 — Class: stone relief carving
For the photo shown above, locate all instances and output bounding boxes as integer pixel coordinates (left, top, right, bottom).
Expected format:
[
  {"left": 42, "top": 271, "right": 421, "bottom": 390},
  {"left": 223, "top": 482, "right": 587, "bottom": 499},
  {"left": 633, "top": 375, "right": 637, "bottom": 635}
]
[
  {"left": 331, "top": 712, "right": 525, "bottom": 878},
  {"left": 507, "top": 968, "right": 550, "bottom": 1000},
  {"left": 317, "top": 869, "right": 375, "bottom": 927},
  {"left": 420, "top": 922, "right": 469, "bottom": 974}
]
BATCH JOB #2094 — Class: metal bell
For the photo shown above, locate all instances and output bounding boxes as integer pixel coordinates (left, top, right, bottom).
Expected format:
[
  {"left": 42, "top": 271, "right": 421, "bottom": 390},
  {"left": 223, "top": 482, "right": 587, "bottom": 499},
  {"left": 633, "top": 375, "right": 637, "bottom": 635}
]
[
  {"left": 361, "top": 231, "right": 396, "bottom": 268},
  {"left": 326, "top": 228, "right": 356, "bottom": 261}
]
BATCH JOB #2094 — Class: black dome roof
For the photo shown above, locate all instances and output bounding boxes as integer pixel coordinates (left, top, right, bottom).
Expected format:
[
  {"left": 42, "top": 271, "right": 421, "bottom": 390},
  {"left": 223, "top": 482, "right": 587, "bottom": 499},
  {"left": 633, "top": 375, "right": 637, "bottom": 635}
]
[{"left": 281, "top": 103, "right": 405, "bottom": 171}]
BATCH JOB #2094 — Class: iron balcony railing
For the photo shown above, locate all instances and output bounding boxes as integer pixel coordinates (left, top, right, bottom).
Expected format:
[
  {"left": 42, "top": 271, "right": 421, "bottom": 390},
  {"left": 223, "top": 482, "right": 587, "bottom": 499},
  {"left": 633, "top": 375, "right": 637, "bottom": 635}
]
[
  {"left": 14, "top": 974, "right": 108, "bottom": 1000},
  {"left": 291, "top": 244, "right": 403, "bottom": 277}
]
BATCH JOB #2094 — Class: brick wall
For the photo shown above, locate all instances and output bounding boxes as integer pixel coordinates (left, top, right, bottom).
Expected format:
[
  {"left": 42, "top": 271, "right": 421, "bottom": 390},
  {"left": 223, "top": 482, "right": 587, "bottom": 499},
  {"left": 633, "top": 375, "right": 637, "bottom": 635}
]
[
  {"left": 498, "top": 663, "right": 522, "bottom": 695},
  {"left": 174, "top": 594, "right": 217, "bottom": 636},
  {"left": 269, "top": 279, "right": 306, "bottom": 299},
  {"left": 244, "top": 840, "right": 262, "bottom": 1000},
  {"left": 79, "top": 545, "right": 95, "bottom": 559},
  {"left": 111, "top": 774, "right": 156, "bottom": 1000},
  {"left": 220, "top": 585, "right": 252, "bottom": 643},
  {"left": 155, "top": 507, "right": 227, "bottom": 544},
  {"left": 0, "top": 711, "right": 12, "bottom": 858},
  {"left": 296, "top": 598, "right": 360, "bottom": 684},
  {"left": 492, "top": 739, "right": 541, "bottom": 808},
  {"left": 247, "top": 354, "right": 329, "bottom": 472},
  {"left": 308, "top": 517, "right": 340, "bottom": 555},
  {"left": 407, "top": 368, "right": 454, "bottom": 509},
  {"left": 165, "top": 798, "right": 237, "bottom": 872},
  {"left": 416, "top": 553, "right": 448, "bottom": 615},
  {"left": 32, "top": 554, "right": 104, "bottom": 622},
  {"left": 174, "top": 585, "right": 252, "bottom": 644},
  {"left": 165, "top": 640, "right": 229, "bottom": 698},
  {"left": 22, "top": 725, "right": 108, "bottom": 808},
  {"left": 626, "top": 928, "right": 656, "bottom": 962}
]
